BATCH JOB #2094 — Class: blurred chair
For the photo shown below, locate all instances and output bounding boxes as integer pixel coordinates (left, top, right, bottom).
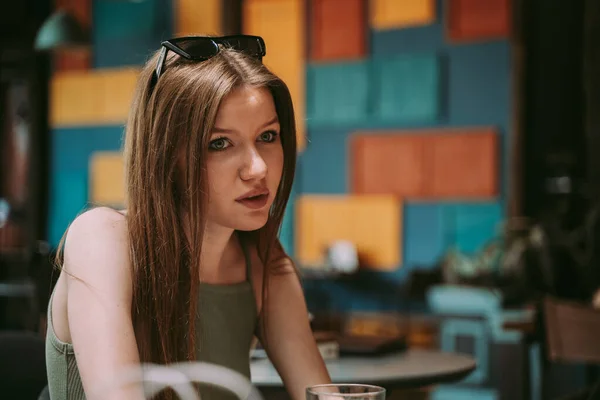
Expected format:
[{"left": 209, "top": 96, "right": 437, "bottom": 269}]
[
  {"left": 0, "top": 331, "right": 47, "bottom": 400},
  {"left": 427, "top": 285, "right": 528, "bottom": 400},
  {"left": 540, "top": 296, "right": 600, "bottom": 400}
]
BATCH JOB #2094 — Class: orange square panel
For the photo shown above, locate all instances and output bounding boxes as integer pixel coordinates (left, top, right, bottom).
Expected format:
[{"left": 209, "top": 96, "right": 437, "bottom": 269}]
[
  {"left": 446, "top": 0, "right": 511, "bottom": 42},
  {"left": 351, "top": 133, "right": 428, "bottom": 198},
  {"left": 310, "top": 0, "right": 367, "bottom": 61},
  {"left": 428, "top": 129, "right": 498, "bottom": 199},
  {"left": 296, "top": 195, "right": 401, "bottom": 270}
]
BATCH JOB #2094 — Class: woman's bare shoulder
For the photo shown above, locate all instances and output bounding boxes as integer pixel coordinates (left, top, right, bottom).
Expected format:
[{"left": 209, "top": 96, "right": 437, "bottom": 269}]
[
  {"left": 62, "top": 207, "right": 130, "bottom": 278},
  {"left": 52, "top": 207, "right": 132, "bottom": 343}
]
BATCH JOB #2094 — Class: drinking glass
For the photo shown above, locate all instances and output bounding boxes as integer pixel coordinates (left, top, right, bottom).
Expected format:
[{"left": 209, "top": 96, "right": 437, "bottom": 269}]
[{"left": 306, "top": 384, "right": 386, "bottom": 400}]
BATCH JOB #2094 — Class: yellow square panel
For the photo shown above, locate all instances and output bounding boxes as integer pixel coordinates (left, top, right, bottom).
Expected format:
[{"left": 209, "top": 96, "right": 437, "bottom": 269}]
[
  {"left": 296, "top": 195, "right": 402, "bottom": 271},
  {"left": 243, "top": 0, "right": 306, "bottom": 151},
  {"left": 50, "top": 71, "right": 102, "bottom": 127},
  {"left": 175, "top": 0, "right": 222, "bottom": 36},
  {"left": 50, "top": 68, "right": 139, "bottom": 127},
  {"left": 99, "top": 68, "right": 139, "bottom": 124},
  {"left": 370, "top": 0, "right": 436, "bottom": 30},
  {"left": 89, "top": 152, "right": 126, "bottom": 206}
]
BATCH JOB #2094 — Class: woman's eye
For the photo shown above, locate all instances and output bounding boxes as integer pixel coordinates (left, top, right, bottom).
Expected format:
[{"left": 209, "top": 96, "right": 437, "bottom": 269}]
[
  {"left": 209, "top": 138, "right": 229, "bottom": 151},
  {"left": 259, "top": 131, "right": 278, "bottom": 143}
]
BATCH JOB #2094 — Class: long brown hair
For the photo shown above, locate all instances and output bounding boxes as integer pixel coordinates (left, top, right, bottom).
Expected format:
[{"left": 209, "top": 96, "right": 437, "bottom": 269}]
[{"left": 123, "top": 46, "right": 296, "bottom": 377}]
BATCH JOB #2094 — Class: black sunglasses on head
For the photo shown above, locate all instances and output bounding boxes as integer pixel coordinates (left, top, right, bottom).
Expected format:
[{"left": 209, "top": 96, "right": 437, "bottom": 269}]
[{"left": 153, "top": 35, "right": 267, "bottom": 82}]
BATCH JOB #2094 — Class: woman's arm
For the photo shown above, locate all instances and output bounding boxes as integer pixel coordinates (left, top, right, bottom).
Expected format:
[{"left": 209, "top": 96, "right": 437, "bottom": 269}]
[
  {"left": 62, "top": 208, "right": 145, "bottom": 399},
  {"left": 257, "top": 241, "right": 331, "bottom": 400}
]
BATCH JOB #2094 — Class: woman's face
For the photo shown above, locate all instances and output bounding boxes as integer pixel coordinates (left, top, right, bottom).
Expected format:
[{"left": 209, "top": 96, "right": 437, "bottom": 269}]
[{"left": 205, "top": 85, "right": 284, "bottom": 232}]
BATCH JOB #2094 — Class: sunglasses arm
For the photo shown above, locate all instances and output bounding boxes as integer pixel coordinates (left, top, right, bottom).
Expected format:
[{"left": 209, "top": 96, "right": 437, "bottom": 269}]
[{"left": 155, "top": 47, "right": 168, "bottom": 80}]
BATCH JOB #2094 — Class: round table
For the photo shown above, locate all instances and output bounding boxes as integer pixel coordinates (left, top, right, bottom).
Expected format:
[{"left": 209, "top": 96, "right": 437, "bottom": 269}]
[{"left": 251, "top": 349, "right": 476, "bottom": 389}]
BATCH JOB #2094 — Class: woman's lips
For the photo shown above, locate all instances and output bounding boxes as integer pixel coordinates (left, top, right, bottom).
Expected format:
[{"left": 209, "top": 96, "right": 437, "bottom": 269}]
[{"left": 236, "top": 193, "right": 269, "bottom": 209}]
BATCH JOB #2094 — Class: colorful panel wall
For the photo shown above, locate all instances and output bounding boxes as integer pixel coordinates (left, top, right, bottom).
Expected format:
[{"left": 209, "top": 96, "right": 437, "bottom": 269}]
[
  {"left": 46, "top": 0, "right": 514, "bottom": 299},
  {"left": 294, "top": 0, "right": 512, "bottom": 283}
]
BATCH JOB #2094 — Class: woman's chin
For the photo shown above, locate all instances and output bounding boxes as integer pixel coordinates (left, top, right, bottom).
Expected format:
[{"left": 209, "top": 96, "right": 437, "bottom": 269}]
[{"left": 233, "top": 215, "right": 269, "bottom": 232}]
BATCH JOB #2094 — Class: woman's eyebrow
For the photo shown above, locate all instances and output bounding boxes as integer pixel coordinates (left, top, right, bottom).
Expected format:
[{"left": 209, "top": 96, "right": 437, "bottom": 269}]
[{"left": 212, "top": 116, "right": 279, "bottom": 134}]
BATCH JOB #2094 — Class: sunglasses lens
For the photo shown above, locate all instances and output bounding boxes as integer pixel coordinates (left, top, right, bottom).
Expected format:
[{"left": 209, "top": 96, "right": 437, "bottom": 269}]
[
  {"left": 176, "top": 38, "right": 219, "bottom": 60},
  {"left": 221, "top": 36, "right": 265, "bottom": 59}
]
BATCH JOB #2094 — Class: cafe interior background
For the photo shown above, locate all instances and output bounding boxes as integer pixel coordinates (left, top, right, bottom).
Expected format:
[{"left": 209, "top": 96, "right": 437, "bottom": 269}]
[{"left": 2, "top": 0, "right": 600, "bottom": 399}]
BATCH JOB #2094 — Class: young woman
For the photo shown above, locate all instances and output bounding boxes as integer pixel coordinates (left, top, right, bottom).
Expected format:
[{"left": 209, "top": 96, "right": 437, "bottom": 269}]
[{"left": 45, "top": 35, "right": 331, "bottom": 400}]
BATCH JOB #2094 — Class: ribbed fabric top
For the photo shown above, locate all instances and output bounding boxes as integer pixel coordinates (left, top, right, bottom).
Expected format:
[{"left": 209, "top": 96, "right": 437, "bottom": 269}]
[{"left": 45, "top": 239, "right": 258, "bottom": 400}]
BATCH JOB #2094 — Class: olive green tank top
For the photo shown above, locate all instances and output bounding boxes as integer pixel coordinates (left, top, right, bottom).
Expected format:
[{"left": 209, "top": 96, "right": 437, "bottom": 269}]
[{"left": 45, "top": 240, "right": 258, "bottom": 400}]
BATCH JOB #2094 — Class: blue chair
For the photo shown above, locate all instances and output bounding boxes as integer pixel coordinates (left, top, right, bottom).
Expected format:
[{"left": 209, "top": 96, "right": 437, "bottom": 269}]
[{"left": 427, "top": 285, "right": 529, "bottom": 400}]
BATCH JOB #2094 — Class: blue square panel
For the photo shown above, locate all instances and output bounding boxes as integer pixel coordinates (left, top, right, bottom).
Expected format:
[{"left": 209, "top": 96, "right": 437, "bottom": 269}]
[
  {"left": 297, "top": 129, "right": 348, "bottom": 194},
  {"left": 445, "top": 202, "right": 504, "bottom": 254},
  {"left": 372, "top": 53, "right": 440, "bottom": 123},
  {"left": 47, "top": 170, "right": 89, "bottom": 248},
  {"left": 403, "top": 202, "right": 447, "bottom": 270},
  {"left": 306, "top": 61, "right": 370, "bottom": 126},
  {"left": 447, "top": 41, "right": 511, "bottom": 126}
]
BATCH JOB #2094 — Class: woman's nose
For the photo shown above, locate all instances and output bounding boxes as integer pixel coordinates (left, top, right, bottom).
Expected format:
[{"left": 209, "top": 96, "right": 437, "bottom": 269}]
[{"left": 240, "top": 148, "right": 267, "bottom": 181}]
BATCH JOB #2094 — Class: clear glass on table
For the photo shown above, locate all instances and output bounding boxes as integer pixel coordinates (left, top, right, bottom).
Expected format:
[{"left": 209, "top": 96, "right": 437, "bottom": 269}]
[{"left": 306, "top": 384, "right": 386, "bottom": 400}]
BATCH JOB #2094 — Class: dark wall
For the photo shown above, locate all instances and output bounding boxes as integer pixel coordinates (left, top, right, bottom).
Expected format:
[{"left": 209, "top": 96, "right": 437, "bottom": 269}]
[{"left": 521, "top": 0, "right": 586, "bottom": 218}]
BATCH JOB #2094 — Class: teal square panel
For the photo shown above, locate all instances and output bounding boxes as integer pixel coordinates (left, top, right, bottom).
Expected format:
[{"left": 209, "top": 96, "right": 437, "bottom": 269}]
[
  {"left": 94, "top": 0, "right": 167, "bottom": 41},
  {"left": 372, "top": 53, "right": 440, "bottom": 123},
  {"left": 444, "top": 202, "right": 504, "bottom": 253},
  {"left": 93, "top": 0, "right": 172, "bottom": 67},
  {"left": 306, "top": 61, "right": 370, "bottom": 126}
]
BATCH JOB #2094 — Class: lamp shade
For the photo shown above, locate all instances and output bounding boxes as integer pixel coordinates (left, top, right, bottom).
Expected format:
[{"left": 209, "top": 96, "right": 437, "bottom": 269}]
[{"left": 34, "top": 10, "right": 90, "bottom": 51}]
